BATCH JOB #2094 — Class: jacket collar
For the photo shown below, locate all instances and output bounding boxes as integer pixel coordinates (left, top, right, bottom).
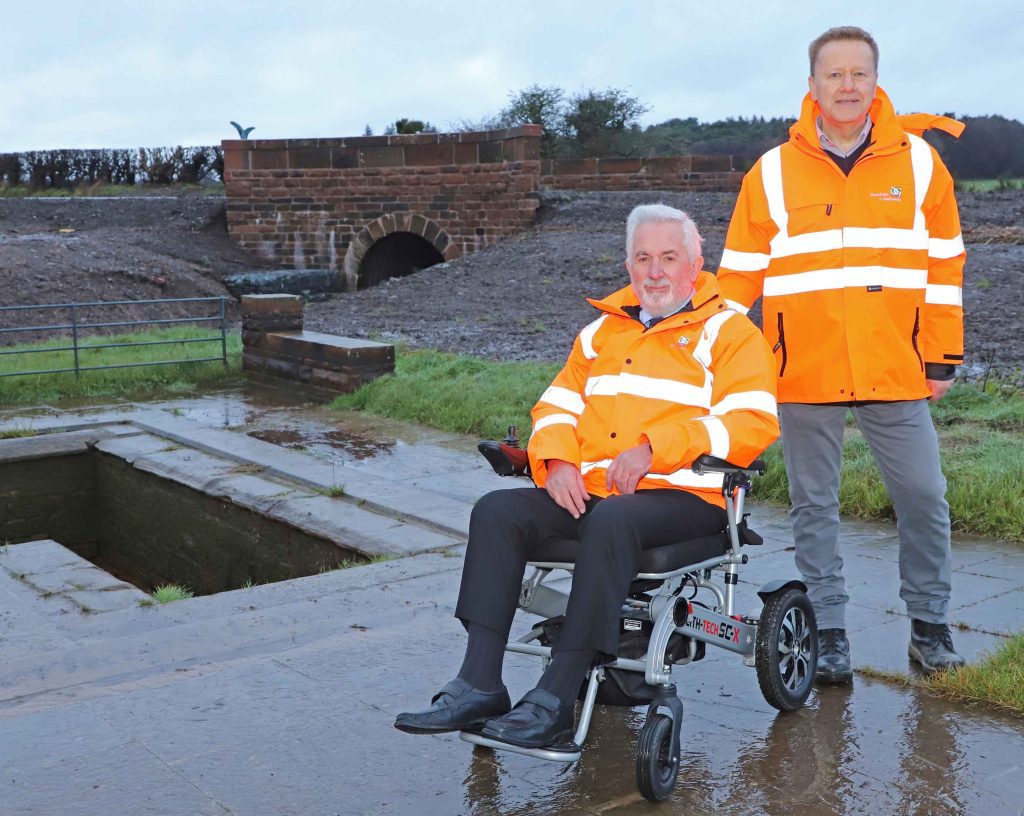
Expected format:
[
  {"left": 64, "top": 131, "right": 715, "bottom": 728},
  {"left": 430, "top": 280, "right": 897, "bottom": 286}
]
[
  {"left": 789, "top": 86, "right": 963, "bottom": 158},
  {"left": 586, "top": 271, "right": 729, "bottom": 329}
]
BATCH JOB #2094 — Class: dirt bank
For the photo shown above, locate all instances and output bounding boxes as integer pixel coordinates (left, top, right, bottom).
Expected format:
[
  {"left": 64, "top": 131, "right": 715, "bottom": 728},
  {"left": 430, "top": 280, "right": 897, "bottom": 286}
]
[{"left": 1, "top": 189, "right": 1021, "bottom": 378}]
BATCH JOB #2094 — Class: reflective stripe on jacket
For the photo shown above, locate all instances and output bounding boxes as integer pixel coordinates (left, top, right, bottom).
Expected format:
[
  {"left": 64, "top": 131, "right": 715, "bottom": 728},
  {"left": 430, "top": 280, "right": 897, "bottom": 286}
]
[
  {"left": 717, "top": 87, "right": 965, "bottom": 404},
  {"left": 527, "top": 272, "right": 780, "bottom": 508}
]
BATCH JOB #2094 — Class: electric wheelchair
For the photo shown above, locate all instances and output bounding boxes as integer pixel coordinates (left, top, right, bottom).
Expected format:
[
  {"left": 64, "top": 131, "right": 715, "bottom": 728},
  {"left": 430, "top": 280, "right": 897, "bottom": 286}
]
[{"left": 465, "top": 428, "right": 817, "bottom": 802}]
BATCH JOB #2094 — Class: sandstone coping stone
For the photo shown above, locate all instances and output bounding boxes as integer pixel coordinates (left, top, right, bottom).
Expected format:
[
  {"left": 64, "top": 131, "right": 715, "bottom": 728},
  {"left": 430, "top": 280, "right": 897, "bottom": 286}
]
[
  {"left": 240, "top": 293, "right": 304, "bottom": 333},
  {"left": 0, "top": 539, "right": 148, "bottom": 615},
  {"left": 124, "top": 412, "right": 473, "bottom": 539},
  {"left": 93, "top": 432, "right": 461, "bottom": 559}
]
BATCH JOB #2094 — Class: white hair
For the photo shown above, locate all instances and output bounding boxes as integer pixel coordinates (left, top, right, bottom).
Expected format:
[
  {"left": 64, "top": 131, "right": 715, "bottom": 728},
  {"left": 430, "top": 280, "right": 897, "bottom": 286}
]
[{"left": 625, "top": 203, "right": 703, "bottom": 263}]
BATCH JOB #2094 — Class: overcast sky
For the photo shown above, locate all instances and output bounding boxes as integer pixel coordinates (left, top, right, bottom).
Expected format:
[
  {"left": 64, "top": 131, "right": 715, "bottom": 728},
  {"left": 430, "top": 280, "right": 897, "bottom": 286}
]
[{"left": 2, "top": 0, "right": 1020, "bottom": 152}]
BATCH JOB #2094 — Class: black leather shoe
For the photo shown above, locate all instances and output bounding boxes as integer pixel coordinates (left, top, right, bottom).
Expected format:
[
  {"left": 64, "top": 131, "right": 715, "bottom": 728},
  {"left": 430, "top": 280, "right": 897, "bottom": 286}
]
[
  {"left": 480, "top": 688, "right": 574, "bottom": 748},
  {"left": 394, "top": 679, "right": 511, "bottom": 735},
  {"left": 909, "top": 620, "right": 966, "bottom": 674},
  {"left": 815, "top": 628, "right": 853, "bottom": 684}
]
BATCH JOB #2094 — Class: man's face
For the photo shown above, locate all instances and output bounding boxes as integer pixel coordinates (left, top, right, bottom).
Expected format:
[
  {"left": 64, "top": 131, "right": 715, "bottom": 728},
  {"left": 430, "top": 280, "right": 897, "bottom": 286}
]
[
  {"left": 809, "top": 39, "right": 877, "bottom": 129},
  {"left": 626, "top": 221, "right": 702, "bottom": 317}
]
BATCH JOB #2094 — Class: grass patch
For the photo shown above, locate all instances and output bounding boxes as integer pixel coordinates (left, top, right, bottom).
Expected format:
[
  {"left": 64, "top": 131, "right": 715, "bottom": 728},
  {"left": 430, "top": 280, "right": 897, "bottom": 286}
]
[
  {"left": 151, "top": 583, "right": 194, "bottom": 603},
  {"left": 752, "top": 382, "right": 1024, "bottom": 541},
  {"left": 0, "top": 183, "right": 224, "bottom": 198},
  {"left": 923, "top": 633, "right": 1024, "bottom": 714},
  {"left": 0, "top": 326, "right": 242, "bottom": 405},
  {"left": 315, "top": 484, "right": 347, "bottom": 497},
  {"left": 859, "top": 633, "right": 1024, "bottom": 715},
  {"left": 0, "top": 426, "right": 37, "bottom": 439},
  {"left": 956, "top": 178, "right": 1024, "bottom": 193},
  {"left": 331, "top": 351, "right": 1023, "bottom": 542},
  {"left": 330, "top": 348, "right": 559, "bottom": 440}
]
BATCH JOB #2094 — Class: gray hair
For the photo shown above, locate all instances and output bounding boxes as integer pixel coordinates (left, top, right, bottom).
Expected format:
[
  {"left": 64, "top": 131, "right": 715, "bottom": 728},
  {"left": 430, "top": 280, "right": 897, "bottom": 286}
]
[{"left": 625, "top": 203, "right": 703, "bottom": 263}]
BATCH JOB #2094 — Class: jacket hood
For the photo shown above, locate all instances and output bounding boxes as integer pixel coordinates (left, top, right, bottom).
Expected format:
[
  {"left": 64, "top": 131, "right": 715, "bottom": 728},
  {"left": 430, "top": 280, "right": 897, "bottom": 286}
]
[
  {"left": 586, "top": 270, "right": 728, "bottom": 325},
  {"left": 790, "top": 86, "right": 964, "bottom": 151}
]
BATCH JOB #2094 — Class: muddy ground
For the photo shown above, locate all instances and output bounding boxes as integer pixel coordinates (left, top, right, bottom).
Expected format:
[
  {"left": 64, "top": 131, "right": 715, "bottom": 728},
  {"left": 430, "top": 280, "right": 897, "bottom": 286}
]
[{"left": 1, "top": 189, "right": 1021, "bottom": 378}]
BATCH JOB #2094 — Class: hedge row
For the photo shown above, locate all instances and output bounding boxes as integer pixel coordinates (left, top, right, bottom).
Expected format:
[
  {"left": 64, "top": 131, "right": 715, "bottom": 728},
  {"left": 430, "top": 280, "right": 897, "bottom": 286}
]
[{"left": 0, "top": 145, "right": 223, "bottom": 188}]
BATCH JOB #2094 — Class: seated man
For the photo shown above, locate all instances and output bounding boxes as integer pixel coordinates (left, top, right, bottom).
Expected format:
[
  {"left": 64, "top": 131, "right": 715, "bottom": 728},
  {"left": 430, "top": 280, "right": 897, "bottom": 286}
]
[{"left": 394, "top": 203, "right": 780, "bottom": 749}]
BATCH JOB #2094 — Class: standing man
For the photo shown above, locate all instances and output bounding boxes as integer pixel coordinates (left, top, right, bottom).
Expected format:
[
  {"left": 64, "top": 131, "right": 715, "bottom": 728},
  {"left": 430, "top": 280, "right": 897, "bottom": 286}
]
[{"left": 717, "top": 26, "right": 966, "bottom": 681}]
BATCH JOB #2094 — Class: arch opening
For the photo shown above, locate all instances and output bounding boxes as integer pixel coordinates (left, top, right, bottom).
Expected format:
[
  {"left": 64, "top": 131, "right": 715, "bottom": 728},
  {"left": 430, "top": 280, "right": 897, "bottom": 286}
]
[{"left": 356, "top": 231, "right": 444, "bottom": 289}]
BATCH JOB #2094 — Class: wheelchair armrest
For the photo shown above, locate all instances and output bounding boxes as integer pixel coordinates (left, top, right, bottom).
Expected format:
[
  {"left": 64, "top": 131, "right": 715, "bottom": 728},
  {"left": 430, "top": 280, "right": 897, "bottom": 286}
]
[
  {"left": 478, "top": 440, "right": 531, "bottom": 477},
  {"left": 692, "top": 453, "right": 766, "bottom": 477}
]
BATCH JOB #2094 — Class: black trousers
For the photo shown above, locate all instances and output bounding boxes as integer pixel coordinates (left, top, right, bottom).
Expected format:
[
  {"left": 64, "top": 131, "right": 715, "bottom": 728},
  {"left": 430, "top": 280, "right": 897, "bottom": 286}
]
[{"left": 454, "top": 487, "right": 727, "bottom": 659}]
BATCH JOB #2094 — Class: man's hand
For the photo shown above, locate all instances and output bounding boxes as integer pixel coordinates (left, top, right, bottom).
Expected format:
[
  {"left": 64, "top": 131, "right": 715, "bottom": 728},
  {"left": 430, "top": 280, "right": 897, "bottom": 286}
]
[
  {"left": 545, "top": 459, "right": 590, "bottom": 519},
  {"left": 926, "top": 378, "right": 954, "bottom": 402},
  {"left": 605, "top": 441, "right": 653, "bottom": 495}
]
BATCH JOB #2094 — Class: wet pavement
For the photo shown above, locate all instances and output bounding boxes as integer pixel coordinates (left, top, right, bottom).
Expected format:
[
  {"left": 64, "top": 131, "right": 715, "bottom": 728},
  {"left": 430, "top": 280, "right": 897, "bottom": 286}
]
[{"left": 1, "top": 386, "right": 1022, "bottom": 815}]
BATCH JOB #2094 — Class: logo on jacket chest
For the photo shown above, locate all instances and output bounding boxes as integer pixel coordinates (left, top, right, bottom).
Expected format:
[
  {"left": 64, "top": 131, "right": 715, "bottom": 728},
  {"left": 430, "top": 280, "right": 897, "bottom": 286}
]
[{"left": 870, "top": 185, "right": 903, "bottom": 203}]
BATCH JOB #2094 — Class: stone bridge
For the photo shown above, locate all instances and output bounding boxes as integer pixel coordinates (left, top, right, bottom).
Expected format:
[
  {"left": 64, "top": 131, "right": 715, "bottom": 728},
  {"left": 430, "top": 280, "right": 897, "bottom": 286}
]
[{"left": 222, "top": 126, "right": 740, "bottom": 290}]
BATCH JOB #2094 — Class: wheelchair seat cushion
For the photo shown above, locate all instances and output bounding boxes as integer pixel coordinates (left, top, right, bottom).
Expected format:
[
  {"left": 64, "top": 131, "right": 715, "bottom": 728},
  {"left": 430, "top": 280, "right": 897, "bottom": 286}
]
[{"left": 530, "top": 531, "right": 730, "bottom": 574}]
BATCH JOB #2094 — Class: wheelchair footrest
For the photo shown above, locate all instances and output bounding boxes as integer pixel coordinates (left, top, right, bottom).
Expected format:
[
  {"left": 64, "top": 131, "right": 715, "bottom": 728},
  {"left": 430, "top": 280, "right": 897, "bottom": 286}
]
[{"left": 459, "top": 730, "right": 581, "bottom": 763}]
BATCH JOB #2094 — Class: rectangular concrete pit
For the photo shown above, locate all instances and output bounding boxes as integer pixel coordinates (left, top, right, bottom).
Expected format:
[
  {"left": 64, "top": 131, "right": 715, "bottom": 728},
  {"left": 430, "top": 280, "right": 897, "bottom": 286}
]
[{"left": 0, "top": 432, "right": 369, "bottom": 597}]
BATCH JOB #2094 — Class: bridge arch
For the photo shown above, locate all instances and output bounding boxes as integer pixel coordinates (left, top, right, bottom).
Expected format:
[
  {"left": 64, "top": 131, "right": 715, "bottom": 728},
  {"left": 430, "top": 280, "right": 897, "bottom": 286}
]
[{"left": 342, "top": 213, "right": 458, "bottom": 292}]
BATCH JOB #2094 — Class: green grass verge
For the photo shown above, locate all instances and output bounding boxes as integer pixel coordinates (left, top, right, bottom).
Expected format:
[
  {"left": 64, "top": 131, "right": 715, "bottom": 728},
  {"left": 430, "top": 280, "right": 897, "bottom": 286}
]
[
  {"left": 956, "top": 178, "right": 1024, "bottom": 193},
  {"left": 0, "top": 183, "right": 224, "bottom": 197},
  {"left": 860, "top": 632, "right": 1024, "bottom": 715},
  {"left": 331, "top": 350, "right": 1024, "bottom": 542},
  {"left": 752, "top": 382, "right": 1024, "bottom": 541},
  {"left": 923, "top": 633, "right": 1024, "bottom": 714},
  {"left": 0, "top": 327, "right": 242, "bottom": 405},
  {"left": 330, "top": 348, "right": 559, "bottom": 440}
]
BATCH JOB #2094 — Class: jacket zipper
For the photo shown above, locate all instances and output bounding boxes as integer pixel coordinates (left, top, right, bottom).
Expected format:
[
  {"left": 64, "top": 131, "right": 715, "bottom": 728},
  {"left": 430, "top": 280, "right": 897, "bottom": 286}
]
[
  {"left": 773, "top": 313, "right": 788, "bottom": 376},
  {"left": 911, "top": 308, "right": 924, "bottom": 371}
]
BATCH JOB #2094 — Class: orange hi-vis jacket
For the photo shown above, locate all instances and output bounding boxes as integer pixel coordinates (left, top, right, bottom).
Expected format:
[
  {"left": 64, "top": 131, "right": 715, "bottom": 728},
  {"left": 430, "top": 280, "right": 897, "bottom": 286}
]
[
  {"left": 527, "top": 272, "right": 780, "bottom": 508},
  {"left": 717, "top": 87, "right": 965, "bottom": 404}
]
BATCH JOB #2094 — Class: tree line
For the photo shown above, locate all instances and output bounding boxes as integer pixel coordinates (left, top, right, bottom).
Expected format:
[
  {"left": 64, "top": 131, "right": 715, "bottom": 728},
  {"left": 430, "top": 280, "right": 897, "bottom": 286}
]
[{"left": 380, "top": 85, "right": 1024, "bottom": 179}]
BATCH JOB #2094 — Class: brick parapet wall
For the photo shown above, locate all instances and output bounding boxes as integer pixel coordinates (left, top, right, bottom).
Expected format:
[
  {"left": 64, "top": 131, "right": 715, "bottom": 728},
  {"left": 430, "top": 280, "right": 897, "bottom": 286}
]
[
  {"left": 540, "top": 155, "right": 743, "bottom": 192},
  {"left": 223, "top": 127, "right": 542, "bottom": 278}
]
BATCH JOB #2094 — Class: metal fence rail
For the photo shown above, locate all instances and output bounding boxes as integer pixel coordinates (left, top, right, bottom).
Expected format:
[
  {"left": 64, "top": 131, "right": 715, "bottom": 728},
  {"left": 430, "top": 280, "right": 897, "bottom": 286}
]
[{"left": 0, "top": 296, "right": 228, "bottom": 378}]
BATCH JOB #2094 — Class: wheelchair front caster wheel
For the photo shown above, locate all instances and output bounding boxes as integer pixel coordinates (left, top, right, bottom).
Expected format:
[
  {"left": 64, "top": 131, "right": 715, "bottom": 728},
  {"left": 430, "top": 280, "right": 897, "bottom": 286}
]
[
  {"left": 755, "top": 587, "right": 817, "bottom": 711},
  {"left": 636, "top": 713, "right": 679, "bottom": 802}
]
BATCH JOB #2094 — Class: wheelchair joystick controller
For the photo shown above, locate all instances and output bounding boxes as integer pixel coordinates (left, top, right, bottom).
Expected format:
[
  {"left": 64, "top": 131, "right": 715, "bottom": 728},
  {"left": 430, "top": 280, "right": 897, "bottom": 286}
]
[{"left": 478, "top": 424, "right": 530, "bottom": 477}]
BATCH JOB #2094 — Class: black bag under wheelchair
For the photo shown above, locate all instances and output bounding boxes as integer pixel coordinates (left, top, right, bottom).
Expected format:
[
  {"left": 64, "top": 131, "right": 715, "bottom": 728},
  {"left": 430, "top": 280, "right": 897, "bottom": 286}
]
[{"left": 464, "top": 428, "right": 818, "bottom": 802}]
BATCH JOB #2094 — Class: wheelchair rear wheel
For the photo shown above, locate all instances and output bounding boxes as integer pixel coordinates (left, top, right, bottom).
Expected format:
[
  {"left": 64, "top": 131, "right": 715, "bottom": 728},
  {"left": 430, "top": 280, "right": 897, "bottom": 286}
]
[
  {"left": 755, "top": 587, "right": 816, "bottom": 711},
  {"left": 636, "top": 713, "right": 679, "bottom": 802}
]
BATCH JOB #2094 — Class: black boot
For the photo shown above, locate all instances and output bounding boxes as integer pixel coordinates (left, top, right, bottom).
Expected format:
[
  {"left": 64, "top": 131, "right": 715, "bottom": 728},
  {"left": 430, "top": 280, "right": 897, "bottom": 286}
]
[
  {"left": 815, "top": 628, "right": 853, "bottom": 684},
  {"left": 909, "top": 620, "right": 966, "bottom": 674}
]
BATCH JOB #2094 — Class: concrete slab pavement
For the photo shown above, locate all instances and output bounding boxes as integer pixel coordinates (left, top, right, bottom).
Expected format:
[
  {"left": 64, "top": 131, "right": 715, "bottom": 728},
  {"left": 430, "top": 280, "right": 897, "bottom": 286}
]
[{"left": 1, "top": 390, "right": 1022, "bottom": 814}]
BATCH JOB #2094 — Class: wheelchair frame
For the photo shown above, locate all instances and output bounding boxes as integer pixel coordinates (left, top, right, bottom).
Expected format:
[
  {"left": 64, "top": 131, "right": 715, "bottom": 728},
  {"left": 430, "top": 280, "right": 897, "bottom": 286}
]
[{"left": 461, "top": 444, "right": 817, "bottom": 801}]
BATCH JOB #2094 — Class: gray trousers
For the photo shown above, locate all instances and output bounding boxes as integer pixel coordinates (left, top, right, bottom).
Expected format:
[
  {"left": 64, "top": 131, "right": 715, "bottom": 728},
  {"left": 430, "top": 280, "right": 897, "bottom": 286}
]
[{"left": 778, "top": 400, "right": 952, "bottom": 629}]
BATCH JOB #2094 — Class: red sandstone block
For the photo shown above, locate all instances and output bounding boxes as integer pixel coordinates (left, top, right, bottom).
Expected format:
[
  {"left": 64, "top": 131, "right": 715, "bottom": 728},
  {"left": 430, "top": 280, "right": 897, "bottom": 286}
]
[
  {"left": 641, "top": 156, "right": 690, "bottom": 174},
  {"left": 597, "top": 158, "right": 642, "bottom": 174},
  {"left": 223, "top": 149, "right": 249, "bottom": 173},
  {"left": 478, "top": 142, "right": 504, "bottom": 163},
  {"left": 252, "top": 151, "right": 289, "bottom": 170},
  {"left": 346, "top": 135, "right": 390, "bottom": 147},
  {"left": 689, "top": 154, "right": 733, "bottom": 172},
  {"left": 389, "top": 132, "right": 439, "bottom": 146},
  {"left": 358, "top": 147, "right": 404, "bottom": 168},
  {"left": 508, "top": 124, "right": 542, "bottom": 139},
  {"left": 451, "top": 143, "right": 477, "bottom": 164},
  {"left": 552, "top": 159, "right": 599, "bottom": 175}
]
